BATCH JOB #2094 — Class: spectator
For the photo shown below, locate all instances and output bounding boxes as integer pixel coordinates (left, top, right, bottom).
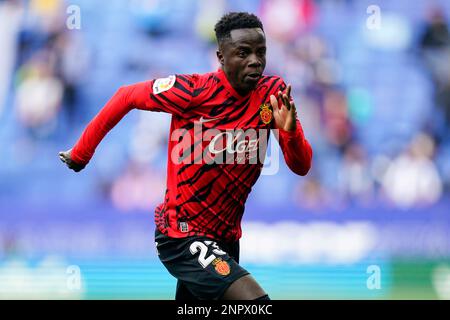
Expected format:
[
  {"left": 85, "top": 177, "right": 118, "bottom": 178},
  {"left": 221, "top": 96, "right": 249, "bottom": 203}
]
[
  {"left": 381, "top": 133, "right": 443, "bottom": 209},
  {"left": 420, "top": 8, "right": 450, "bottom": 138},
  {"left": 0, "top": 0, "right": 23, "bottom": 117},
  {"left": 337, "top": 142, "right": 374, "bottom": 205},
  {"left": 14, "top": 52, "right": 63, "bottom": 138}
]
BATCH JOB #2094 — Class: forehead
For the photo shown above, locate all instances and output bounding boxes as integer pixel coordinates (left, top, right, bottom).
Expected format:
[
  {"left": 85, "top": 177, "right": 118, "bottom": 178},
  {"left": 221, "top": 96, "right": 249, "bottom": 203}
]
[{"left": 228, "top": 28, "right": 266, "bottom": 47}]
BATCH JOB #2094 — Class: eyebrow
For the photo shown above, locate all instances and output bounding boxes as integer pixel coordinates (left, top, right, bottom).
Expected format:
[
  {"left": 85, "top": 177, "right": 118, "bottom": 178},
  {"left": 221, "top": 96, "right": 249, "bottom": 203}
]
[{"left": 233, "top": 43, "right": 266, "bottom": 50}]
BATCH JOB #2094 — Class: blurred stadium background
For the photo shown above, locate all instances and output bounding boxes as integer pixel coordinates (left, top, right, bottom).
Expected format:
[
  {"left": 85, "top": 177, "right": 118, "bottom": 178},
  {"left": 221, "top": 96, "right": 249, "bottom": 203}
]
[{"left": 1, "top": 0, "right": 450, "bottom": 299}]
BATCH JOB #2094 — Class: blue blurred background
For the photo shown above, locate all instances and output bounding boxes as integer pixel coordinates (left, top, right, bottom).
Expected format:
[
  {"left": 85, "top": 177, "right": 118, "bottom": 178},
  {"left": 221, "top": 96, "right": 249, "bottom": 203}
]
[{"left": 1, "top": 0, "right": 450, "bottom": 299}]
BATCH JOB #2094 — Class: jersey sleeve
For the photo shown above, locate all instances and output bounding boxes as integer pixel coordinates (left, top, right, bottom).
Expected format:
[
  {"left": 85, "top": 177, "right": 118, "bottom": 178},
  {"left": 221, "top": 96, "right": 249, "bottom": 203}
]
[
  {"left": 270, "top": 77, "right": 313, "bottom": 176},
  {"left": 139, "top": 74, "right": 196, "bottom": 114},
  {"left": 277, "top": 119, "right": 313, "bottom": 176},
  {"left": 70, "top": 74, "right": 196, "bottom": 165}
]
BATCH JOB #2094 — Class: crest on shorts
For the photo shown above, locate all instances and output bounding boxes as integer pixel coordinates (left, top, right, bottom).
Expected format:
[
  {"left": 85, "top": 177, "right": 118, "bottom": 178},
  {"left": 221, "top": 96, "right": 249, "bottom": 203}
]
[
  {"left": 153, "top": 75, "right": 176, "bottom": 94},
  {"left": 260, "top": 103, "right": 273, "bottom": 124},
  {"left": 178, "top": 221, "right": 189, "bottom": 233},
  {"left": 213, "top": 258, "right": 230, "bottom": 276}
]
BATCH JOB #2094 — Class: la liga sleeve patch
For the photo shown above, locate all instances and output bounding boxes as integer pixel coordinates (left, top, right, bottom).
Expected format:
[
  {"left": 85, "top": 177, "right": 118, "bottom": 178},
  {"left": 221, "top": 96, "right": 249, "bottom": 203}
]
[{"left": 153, "top": 75, "right": 176, "bottom": 94}]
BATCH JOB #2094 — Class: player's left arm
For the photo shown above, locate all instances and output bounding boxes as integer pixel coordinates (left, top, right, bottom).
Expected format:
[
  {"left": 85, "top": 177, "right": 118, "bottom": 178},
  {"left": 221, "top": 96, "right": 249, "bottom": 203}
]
[
  {"left": 270, "top": 84, "right": 312, "bottom": 176},
  {"left": 59, "top": 75, "right": 195, "bottom": 172}
]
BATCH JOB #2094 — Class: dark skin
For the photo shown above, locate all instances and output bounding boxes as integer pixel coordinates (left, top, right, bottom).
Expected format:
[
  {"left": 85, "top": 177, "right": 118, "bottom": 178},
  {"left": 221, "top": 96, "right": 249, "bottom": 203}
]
[
  {"left": 216, "top": 28, "right": 299, "bottom": 299},
  {"left": 60, "top": 28, "right": 297, "bottom": 170},
  {"left": 59, "top": 27, "right": 299, "bottom": 300},
  {"left": 217, "top": 28, "right": 297, "bottom": 132},
  {"left": 59, "top": 151, "right": 85, "bottom": 172},
  {"left": 217, "top": 28, "right": 267, "bottom": 96}
]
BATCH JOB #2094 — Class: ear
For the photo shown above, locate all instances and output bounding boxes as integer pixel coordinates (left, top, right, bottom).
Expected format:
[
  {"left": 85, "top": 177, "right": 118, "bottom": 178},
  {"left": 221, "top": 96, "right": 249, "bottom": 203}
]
[{"left": 216, "top": 50, "right": 224, "bottom": 66}]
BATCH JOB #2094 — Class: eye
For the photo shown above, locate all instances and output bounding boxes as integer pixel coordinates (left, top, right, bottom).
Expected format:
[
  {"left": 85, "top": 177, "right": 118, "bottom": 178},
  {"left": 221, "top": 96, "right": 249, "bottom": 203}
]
[
  {"left": 257, "top": 48, "right": 266, "bottom": 56},
  {"left": 237, "top": 50, "right": 248, "bottom": 58}
]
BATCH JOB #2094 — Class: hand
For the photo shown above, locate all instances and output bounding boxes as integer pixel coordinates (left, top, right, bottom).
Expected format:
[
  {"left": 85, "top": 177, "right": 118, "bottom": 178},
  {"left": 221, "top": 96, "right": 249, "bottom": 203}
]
[
  {"left": 270, "top": 84, "right": 297, "bottom": 132},
  {"left": 59, "top": 149, "right": 86, "bottom": 172}
]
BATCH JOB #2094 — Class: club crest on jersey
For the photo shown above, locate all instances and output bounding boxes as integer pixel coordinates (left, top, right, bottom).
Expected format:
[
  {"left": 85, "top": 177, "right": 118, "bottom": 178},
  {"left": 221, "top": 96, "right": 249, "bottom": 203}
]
[
  {"left": 153, "top": 75, "right": 176, "bottom": 94},
  {"left": 260, "top": 103, "right": 273, "bottom": 124},
  {"left": 213, "top": 258, "right": 230, "bottom": 276}
]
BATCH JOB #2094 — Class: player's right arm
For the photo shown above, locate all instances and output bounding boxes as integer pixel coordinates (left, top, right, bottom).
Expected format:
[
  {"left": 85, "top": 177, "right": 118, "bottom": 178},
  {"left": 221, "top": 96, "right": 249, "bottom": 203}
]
[{"left": 59, "top": 75, "right": 195, "bottom": 172}]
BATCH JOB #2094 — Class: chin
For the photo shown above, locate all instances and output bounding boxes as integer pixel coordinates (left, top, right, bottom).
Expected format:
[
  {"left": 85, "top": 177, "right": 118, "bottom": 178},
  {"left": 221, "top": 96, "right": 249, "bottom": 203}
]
[
  {"left": 242, "top": 80, "right": 257, "bottom": 89},
  {"left": 246, "top": 83, "right": 258, "bottom": 92}
]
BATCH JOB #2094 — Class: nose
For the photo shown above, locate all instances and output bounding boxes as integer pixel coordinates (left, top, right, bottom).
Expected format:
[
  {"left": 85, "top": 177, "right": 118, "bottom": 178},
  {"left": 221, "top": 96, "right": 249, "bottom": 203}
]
[{"left": 248, "top": 53, "right": 262, "bottom": 68}]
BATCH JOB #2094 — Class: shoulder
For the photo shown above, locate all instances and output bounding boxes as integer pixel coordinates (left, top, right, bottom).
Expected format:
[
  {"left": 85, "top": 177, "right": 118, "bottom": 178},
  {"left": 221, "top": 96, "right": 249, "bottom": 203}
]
[
  {"left": 177, "top": 72, "right": 223, "bottom": 101},
  {"left": 175, "top": 72, "right": 218, "bottom": 90}
]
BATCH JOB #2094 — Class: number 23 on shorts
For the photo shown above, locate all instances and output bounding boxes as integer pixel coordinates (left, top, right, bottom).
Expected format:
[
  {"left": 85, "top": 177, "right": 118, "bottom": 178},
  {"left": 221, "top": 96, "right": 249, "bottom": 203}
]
[{"left": 189, "top": 240, "right": 226, "bottom": 268}]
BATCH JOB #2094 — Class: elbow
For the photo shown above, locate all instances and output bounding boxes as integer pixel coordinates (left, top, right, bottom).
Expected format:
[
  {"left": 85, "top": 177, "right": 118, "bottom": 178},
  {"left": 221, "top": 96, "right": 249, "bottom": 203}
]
[
  {"left": 116, "top": 85, "right": 128, "bottom": 96},
  {"left": 285, "top": 141, "right": 313, "bottom": 176},
  {"left": 290, "top": 153, "right": 313, "bottom": 176},
  {"left": 116, "top": 85, "right": 132, "bottom": 100},
  {"left": 293, "top": 163, "right": 311, "bottom": 176},
  {"left": 298, "top": 169, "right": 310, "bottom": 177}
]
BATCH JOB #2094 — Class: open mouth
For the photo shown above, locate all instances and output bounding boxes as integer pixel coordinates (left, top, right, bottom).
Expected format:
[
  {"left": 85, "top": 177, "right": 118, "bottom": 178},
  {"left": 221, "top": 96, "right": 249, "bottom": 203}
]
[{"left": 246, "top": 73, "right": 261, "bottom": 81}]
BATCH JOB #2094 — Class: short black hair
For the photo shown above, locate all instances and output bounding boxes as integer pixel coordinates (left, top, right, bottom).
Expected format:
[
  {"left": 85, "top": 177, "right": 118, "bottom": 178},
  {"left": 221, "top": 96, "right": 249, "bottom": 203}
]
[{"left": 214, "top": 12, "right": 264, "bottom": 45}]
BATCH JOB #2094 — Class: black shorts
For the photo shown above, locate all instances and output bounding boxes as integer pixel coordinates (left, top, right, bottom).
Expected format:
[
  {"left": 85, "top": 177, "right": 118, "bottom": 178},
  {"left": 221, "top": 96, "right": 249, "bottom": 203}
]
[{"left": 155, "top": 229, "right": 249, "bottom": 300}]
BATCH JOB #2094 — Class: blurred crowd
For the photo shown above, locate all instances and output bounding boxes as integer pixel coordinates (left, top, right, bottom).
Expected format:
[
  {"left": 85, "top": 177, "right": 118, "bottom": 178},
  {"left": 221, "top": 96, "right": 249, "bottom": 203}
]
[{"left": 0, "top": 0, "right": 449, "bottom": 213}]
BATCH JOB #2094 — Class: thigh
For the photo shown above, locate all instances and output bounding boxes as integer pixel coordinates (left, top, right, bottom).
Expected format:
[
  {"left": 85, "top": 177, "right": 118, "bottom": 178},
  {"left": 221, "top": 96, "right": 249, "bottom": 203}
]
[
  {"left": 222, "top": 274, "right": 267, "bottom": 300},
  {"left": 155, "top": 230, "right": 249, "bottom": 300}
]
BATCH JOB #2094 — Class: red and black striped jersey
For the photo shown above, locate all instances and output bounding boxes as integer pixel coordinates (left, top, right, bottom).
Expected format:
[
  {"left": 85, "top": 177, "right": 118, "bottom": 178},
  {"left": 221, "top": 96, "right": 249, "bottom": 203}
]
[{"left": 71, "top": 68, "right": 312, "bottom": 243}]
